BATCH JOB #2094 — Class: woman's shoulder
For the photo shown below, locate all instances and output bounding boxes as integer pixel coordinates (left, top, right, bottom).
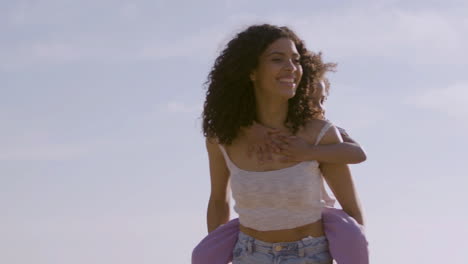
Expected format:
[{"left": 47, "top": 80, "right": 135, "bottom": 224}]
[
  {"left": 205, "top": 137, "right": 223, "bottom": 153},
  {"left": 205, "top": 137, "right": 219, "bottom": 145}
]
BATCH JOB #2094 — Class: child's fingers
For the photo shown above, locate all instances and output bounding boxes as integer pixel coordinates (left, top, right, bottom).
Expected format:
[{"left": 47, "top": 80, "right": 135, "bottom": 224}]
[
  {"left": 266, "top": 128, "right": 281, "bottom": 134},
  {"left": 270, "top": 132, "right": 286, "bottom": 139},
  {"left": 269, "top": 136, "right": 284, "bottom": 148},
  {"left": 279, "top": 149, "right": 292, "bottom": 156},
  {"left": 284, "top": 136, "right": 298, "bottom": 143},
  {"left": 264, "top": 144, "right": 273, "bottom": 161},
  {"left": 279, "top": 142, "right": 289, "bottom": 151},
  {"left": 265, "top": 137, "right": 274, "bottom": 151},
  {"left": 256, "top": 145, "right": 265, "bottom": 164},
  {"left": 247, "top": 144, "right": 254, "bottom": 158},
  {"left": 265, "top": 148, "right": 273, "bottom": 161},
  {"left": 273, "top": 130, "right": 289, "bottom": 136},
  {"left": 266, "top": 138, "right": 281, "bottom": 153},
  {"left": 271, "top": 144, "right": 283, "bottom": 154},
  {"left": 265, "top": 142, "right": 275, "bottom": 156},
  {"left": 272, "top": 135, "right": 289, "bottom": 146}
]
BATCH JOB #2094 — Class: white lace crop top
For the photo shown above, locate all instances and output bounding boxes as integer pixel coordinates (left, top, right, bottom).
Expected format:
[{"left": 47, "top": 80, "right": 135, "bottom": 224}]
[{"left": 218, "top": 122, "right": 336, "bottom": 231}]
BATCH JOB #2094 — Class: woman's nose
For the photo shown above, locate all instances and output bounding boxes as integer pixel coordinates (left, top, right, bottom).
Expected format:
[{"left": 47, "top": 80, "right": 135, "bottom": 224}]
[{"left": 284, "top": 59, "right": 297, "bottom": 71}]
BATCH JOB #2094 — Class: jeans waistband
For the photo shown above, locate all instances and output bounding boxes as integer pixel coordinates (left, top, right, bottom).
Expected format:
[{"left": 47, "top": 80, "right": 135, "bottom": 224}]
[{"left": 237, "top": 231, "right": 329, "bottom": 257}]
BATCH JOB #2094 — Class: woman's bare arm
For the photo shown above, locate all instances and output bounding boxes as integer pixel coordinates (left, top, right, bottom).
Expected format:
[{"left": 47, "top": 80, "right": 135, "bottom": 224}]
[
  {"left": 205, "top": 138, "right": 231, "bottom": 233},
  {"left": 317, "top": 127, "right": 366, "bottom": 226}
]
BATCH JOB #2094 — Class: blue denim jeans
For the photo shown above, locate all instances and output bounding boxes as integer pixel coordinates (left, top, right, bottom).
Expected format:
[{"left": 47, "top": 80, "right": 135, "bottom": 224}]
[{"left": 232, "top": 231, "right": 333, "bottom": 264}]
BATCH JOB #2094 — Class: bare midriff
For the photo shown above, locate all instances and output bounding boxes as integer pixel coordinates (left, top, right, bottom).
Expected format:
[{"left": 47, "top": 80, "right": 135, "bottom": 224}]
[{"left": 239, "top": 219, "right": 324, "bottom": 243}]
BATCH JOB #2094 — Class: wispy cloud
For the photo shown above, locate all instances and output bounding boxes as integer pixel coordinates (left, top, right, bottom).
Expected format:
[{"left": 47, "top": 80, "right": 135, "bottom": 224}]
[
  {"left": 0, "top": 21, "right": 228, "bottom": 70},
  {"left": 405, "top": 82, "right": 468, "bottom": 119},
  {"left": 0, "top": 143, "right": 90, "bottom": 161},
  {"left": 161, "top": 101, "right": 203, "bottom": 114},
  {"left": 282, "top": 9, "right": 468, "bottom": 65},
  {"left": 3, "top": 2, "right": 466, "bottom": 70},
  {"left": 118, "top": 2, "right": 140, "bottom": 20},
  {"left": 216, "top": 6, "right": 468, "bottom": 65},
  {"left": 137, "top": 28, "right": 228, "bottom": 60}
]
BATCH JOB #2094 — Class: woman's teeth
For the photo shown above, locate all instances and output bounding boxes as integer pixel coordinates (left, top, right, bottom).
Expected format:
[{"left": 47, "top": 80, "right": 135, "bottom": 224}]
[
  {"left": 278, "top": 78, "right": 295, "bottom": 83},
  {"left": 278, "top": 78, "right": 295, "bottom": 86}
]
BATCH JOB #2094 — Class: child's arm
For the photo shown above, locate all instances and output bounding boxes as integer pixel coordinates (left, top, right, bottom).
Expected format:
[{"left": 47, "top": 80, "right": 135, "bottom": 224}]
[
  {"left": 323, "top": 126, "right": 367, "bottom": 163},
  {"left": 274, "top": 127, "right": 367, "bottom": 164},
  {"left": 275, "top": 137, "right": 367, "bottom": 164},
  {"left": 242, "top": 122, "right": 367, "bottom": 164}
]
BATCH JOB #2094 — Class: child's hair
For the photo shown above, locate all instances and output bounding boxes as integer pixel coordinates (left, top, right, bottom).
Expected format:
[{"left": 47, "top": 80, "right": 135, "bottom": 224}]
[
  {"left": 309, "top": 76, "right": 332, "bottom": 120},
  {"left": 322, "top": 77, "right": 331, "bottom": 97}
]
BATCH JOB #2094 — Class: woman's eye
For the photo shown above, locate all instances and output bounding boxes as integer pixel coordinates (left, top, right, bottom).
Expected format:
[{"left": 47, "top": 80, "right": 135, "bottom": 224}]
[{"left": 272, "top": 58, "right": 301, "bottom": 64}]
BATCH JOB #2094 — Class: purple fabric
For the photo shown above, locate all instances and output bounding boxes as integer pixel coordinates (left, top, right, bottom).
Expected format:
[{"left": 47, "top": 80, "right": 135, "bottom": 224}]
[
  {"left": 192, "top": 208, "right": 368, "bottom": 264},
  {"left": 322, "top": 207, "right": 369, "bottom": 264},
  {"left": 192, "top": 218, "right": 240, "bottom": 264}
]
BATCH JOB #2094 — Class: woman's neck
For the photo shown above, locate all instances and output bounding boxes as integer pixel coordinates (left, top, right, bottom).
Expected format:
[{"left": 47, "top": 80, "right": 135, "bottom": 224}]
[{"left": 255, "top": 96, "right": 289, "bottom": 130}]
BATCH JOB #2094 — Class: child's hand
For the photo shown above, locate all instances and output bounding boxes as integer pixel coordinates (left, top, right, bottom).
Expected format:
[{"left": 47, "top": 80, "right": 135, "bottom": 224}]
[
  {"left": 271, "top": 134, "right": 313, "bottom": 163},
  {"left": 244, "top": 122, "right": 281, "bottom": 164}
]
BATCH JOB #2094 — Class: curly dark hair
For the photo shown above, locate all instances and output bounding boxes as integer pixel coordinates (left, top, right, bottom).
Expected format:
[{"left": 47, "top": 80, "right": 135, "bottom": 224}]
[{"left": 202, "top": 24, "right": 336, "bottom": 145}]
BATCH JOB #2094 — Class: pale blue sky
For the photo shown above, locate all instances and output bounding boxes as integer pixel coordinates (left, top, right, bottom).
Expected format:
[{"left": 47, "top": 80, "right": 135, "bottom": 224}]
[{"left": 1, "top": 0, "right": 467, "bottom": 263}]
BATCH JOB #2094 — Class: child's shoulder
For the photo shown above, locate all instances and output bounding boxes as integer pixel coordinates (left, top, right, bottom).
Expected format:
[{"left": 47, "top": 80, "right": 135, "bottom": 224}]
[
  {"left": 303, "top": 118, "right": 333, "bottom": 131},
  {"left": 297, "top": 119, "right": 333, "bottom": 143}
]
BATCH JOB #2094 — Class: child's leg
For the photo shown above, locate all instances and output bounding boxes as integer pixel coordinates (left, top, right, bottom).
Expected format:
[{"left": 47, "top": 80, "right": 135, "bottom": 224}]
[{"left": 322, "top": 207, "right": 369, "bottom": 264}]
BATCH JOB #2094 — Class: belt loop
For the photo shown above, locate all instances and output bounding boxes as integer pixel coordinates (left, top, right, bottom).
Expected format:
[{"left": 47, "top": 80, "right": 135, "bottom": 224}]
[
  {"left": 298, "top": 241, "right": 305, "bottom": 257},
  {"left": 298, "top": 246, "right": 305, "bottom": 257},
  {"left": 247, "top": 239, "right": 253, "bottom": 254}
]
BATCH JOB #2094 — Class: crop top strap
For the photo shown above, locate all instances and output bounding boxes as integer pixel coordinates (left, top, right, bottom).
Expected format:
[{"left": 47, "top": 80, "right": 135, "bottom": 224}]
[
  {"left": 314, "top": 122, "right": 334, "bottom": 145},
  {"left": 217, "top": 144, "right": 236, "bottom": 172}
]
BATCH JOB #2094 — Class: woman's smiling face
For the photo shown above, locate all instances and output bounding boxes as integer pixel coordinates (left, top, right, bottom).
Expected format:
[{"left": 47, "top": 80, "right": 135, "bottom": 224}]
[{"left": 250, "top": 38, "right": 303, "bottom": 100}]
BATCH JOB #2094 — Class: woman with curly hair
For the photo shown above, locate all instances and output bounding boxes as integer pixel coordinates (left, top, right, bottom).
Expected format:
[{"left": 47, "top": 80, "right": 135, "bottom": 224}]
[
  {"left": 199, "top": 24, "right": 366, "bottom": 263},
  {"left": 193, "top": 78, "right": 369, "bottom": 264}
]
